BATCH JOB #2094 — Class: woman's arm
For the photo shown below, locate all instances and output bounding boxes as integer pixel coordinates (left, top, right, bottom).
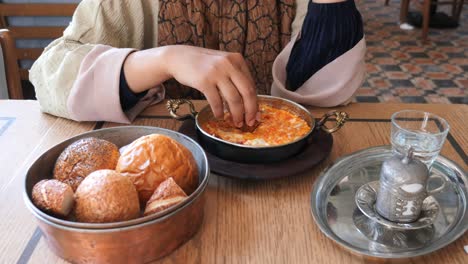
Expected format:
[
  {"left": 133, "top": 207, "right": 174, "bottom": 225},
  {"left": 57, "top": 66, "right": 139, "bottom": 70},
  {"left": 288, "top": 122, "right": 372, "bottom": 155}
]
[{"left": 123, "top": 46, "right": 258, "bottom": 127}]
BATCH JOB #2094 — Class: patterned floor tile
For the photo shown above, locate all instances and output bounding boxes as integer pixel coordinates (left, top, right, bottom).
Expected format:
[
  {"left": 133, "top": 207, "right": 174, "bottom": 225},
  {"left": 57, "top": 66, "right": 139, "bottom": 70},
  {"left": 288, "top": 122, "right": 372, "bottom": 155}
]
[
  {"left": 433, "top": 80, "right": 457, "bottom": 87},
  {"left": 355, "top": 96, "right": 380, "bottom": 103},
  {"left": 455, "top": 79, "right": 468, "bottom": 88},
  {"left": 449, "top": 97, "right": 468, "bottom": 104},
  {"left": 401, "top": 96, "right": 427, "bottom": 103},
  {"left": 390, "top": 79, "right": 414, "bottom": 87},
  {"left": 385, "top": 71, "right": 412, "bottom": 79},
  {"left": 354, "top": 0, "right": 468, "bottom": 104}
]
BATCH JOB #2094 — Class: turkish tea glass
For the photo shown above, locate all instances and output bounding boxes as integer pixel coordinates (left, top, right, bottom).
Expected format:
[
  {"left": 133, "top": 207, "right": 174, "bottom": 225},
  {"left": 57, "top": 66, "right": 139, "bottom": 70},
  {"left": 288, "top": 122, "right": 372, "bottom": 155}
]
[{"left": 391, "top": 110, "right": 450, "bottom": 168}]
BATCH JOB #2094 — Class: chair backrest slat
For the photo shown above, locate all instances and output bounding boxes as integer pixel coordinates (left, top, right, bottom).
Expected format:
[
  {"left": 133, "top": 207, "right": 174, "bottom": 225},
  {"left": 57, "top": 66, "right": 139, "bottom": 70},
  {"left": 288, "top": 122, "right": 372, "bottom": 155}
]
[
  {"left": 15, "top": 48, "right": 44, "bottom": 60},
  {"left": 19, "top": 69, "right": 29, "bottom": 80},
  {"left": 0, "top": 4, "right": 77, "bottom": 17},
  {"left": 0, "top": 3, "right": 78, "bottom": 98},
  {"left": 8, "top": 26, "right": 66, "bottom": 39}
]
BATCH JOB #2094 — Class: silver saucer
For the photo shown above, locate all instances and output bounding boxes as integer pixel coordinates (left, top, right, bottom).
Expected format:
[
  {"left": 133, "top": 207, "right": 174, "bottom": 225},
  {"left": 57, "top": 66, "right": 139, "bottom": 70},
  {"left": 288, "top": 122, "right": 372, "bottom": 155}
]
[
  {"left": 310, "top": 146, "right": 468, "bottom": 258},
  {"left": 352, "top": 208, "right": 435, "bottom": 249},
  {"left": 355, "top": 181, "right": 440, "bottom": 230},
  {"left": 353, "top": 181, "right": 439, "bottom": 249}
]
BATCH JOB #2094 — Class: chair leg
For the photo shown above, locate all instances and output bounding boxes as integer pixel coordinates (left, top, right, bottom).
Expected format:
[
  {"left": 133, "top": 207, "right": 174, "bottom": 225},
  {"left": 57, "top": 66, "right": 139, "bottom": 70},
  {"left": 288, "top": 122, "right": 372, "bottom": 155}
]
[
  {"left": 422, "top": 0, "right": 431, "bottom": 43},
  {"left": 455, "top": 0, "right": 465, "bottom": 21},
  {"left": 451, "top": 0, "right": 458, "bottom": 18},
  {"left": 0, "top": 29, "right": 23, "bottom": 99},
  {"left": 400, "top": 0, "right": 410, "bottom": 24}
]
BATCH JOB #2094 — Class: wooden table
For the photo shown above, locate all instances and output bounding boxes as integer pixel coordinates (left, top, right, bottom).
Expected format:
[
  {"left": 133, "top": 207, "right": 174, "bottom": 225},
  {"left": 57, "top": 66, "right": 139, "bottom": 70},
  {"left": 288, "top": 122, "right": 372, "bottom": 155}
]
[{"left": 0, "top": 100, "right": 466, "bottom": 264}]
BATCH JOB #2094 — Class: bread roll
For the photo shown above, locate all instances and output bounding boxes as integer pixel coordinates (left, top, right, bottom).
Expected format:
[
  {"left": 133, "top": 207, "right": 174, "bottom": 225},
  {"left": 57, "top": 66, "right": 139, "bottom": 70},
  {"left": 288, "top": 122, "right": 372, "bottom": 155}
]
[
  {"left": 32, "top": 179, "right": 74, "bottom": 217},
  {"left": 74, "top": 170, "right": 140, "bottom": 223},
  {"left": 116, "top": 134, "right": 198, "bottom": 204},
  {"left": 54, "top": 137, "right": 120, "bottom": 191},
  {"left": 144, "top": 177, "right": 188, "bottom": 216}
]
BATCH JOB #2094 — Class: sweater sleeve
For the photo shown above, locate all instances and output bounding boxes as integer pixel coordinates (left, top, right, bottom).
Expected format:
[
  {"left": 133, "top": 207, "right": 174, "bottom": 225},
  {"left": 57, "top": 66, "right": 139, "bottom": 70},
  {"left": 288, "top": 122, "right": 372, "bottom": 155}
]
[{"left": 29, "top": 0, "right": 160, "bottom": 123}]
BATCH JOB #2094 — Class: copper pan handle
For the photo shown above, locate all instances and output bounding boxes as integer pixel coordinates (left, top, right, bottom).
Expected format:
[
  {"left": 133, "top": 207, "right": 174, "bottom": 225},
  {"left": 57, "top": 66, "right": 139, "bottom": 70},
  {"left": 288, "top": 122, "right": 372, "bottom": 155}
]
[
  {"left": 166, "top": 99, "right": 198, "bottom": 120},
  {"left": 316, "top": 111, "right": 349, "bottom": 134}
]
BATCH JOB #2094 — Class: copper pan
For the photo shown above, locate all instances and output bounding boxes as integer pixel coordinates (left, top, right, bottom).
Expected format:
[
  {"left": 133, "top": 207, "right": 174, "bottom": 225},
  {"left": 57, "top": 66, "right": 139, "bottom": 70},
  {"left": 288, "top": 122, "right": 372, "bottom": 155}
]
[{"left": 168, "top": 95, "right": 349, "bottom": 163}]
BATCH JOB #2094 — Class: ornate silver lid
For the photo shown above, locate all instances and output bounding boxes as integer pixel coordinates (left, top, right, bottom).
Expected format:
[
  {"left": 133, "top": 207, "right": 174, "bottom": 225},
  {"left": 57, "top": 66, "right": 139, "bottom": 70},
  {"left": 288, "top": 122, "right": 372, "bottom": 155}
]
[{"left": 379, "top": 148, "right": 429, "bottom": 186}]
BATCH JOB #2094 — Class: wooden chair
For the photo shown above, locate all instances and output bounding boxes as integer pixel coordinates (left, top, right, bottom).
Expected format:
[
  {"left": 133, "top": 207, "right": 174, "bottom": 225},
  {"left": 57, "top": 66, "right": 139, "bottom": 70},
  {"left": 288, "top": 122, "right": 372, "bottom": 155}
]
[
  {"left": 0, "top": 29, "right": 21, "bottom": 99},
  {"left": 0, "top": 3, "right": 78, "bottom": 99},
  {"left": 399, "top": 0, "right": 465, "bottom": 42}
]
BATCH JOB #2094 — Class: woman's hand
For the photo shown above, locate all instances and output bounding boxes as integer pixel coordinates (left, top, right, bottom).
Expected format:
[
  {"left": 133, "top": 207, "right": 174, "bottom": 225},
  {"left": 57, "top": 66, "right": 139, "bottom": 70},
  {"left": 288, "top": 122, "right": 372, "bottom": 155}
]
[
  {"left": 166, "top": 46, "right": 258, "bottom": 127},
  {"left": 123, "top": 45, "right": 258, "bottom": 127}
]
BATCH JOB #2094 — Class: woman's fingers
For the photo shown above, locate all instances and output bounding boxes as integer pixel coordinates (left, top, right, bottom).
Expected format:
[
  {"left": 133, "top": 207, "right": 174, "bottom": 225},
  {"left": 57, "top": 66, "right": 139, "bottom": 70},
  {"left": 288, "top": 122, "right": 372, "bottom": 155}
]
[
  {"left": 229, "top": 72, "right": 257, "bottom": 126},
  {"left": 225, "top": 54, "right": 258, "bottom": 126},
  {"left": 217, "top": 78, "right": 245, "bottom": 127},
  {"left": 229, "top": 53, "right": 256, "bottom": 89},
  {"left": 203, "top": 84, "right": 224, "bottom": 119}
]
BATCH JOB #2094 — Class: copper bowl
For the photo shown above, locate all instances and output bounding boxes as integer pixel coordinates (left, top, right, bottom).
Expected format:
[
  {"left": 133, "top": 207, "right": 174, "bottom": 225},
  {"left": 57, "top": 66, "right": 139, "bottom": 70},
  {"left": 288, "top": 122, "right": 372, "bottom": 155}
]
[{"left": 23, "top": 126, "right": 210, "bottom": 264}]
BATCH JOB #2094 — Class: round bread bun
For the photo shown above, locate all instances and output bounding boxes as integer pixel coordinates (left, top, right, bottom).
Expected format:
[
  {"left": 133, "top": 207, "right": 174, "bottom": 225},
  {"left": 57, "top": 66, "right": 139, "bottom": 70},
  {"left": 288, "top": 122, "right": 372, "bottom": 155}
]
[
  {"left": 116, "top": 134, "right": 199, "bottom": 204},
  {"left": 32, "top": 179, "right": 74, "bottom": 217},
  {"left": 74, "top": 170, "right": 140, "bottom": 223},
  {"left": 53, "top": 137, "right": 120, "bottom": 191}
]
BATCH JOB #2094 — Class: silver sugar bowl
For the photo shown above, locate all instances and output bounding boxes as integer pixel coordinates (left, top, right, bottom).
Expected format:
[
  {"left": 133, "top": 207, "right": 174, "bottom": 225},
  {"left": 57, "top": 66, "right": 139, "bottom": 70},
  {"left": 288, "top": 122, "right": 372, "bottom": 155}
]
[{"left": 376, "top": 148, "right": 430, "bottom": 223}]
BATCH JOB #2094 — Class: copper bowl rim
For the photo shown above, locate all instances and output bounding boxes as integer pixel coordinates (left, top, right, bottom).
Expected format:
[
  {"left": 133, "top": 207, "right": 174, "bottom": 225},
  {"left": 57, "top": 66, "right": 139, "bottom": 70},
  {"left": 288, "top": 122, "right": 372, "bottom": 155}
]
[
  {"left": 23, "top": 126, "right": 210, "bottom": 230},
  {"left": 195, "top": 95, "right": 316, "bottom": 149}
]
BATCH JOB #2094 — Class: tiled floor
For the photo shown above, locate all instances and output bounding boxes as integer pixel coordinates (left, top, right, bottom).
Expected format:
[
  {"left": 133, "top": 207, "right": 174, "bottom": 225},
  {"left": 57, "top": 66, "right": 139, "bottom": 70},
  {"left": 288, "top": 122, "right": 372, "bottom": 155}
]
[{"left": 354, "top": 0, "right": 467, "bottom": 104}]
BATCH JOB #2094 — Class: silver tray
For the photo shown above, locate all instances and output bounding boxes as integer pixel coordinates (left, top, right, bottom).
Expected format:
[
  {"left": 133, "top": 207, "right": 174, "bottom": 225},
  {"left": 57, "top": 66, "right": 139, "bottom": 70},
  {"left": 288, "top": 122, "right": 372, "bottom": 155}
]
[{"left": 311, "top": 146, "right": 467, "bottom": 258}]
